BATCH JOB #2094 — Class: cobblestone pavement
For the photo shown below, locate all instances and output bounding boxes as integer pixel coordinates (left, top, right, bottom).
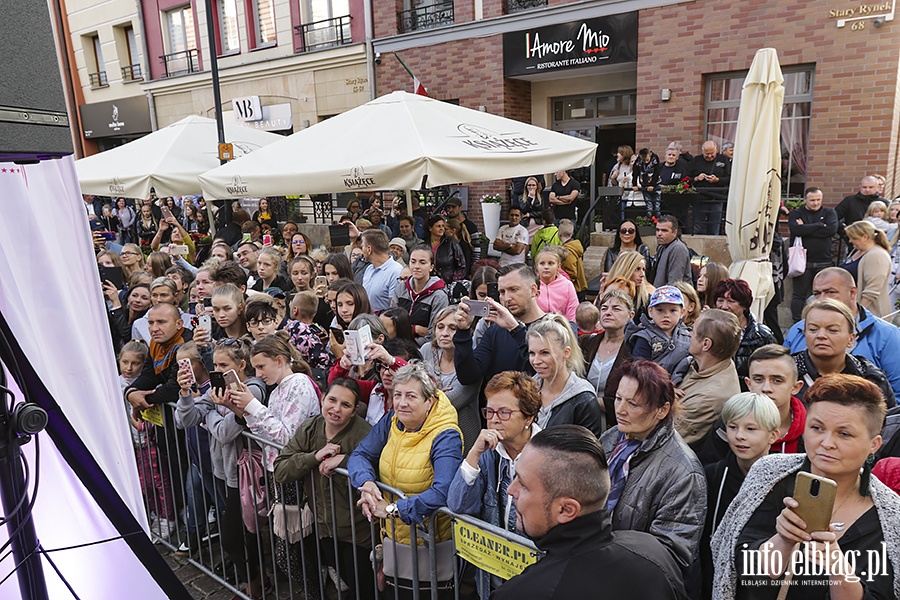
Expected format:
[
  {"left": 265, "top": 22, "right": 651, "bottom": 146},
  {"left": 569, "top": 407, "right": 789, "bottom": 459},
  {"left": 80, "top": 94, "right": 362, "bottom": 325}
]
[{"left": 162, "top": 550, "right": 240, "bottom": 600}]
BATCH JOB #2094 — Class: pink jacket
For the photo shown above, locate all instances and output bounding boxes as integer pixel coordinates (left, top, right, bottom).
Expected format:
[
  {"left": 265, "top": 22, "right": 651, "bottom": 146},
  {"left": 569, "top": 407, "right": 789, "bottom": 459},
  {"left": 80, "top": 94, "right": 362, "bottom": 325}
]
[{"left": 537, "top": 274, "right": 579, "bottom": 322}]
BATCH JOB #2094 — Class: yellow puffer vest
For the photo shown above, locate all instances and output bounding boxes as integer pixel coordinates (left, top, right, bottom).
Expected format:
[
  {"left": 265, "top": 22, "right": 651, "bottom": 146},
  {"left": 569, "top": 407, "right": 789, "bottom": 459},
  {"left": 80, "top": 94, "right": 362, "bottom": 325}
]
[{"left": 379, "top": 390, "right": 461, "bottom": 544}]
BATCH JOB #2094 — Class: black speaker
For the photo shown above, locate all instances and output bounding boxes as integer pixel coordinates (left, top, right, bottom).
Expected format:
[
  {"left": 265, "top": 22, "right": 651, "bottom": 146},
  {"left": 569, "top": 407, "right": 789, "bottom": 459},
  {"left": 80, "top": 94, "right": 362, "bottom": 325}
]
[{"left": 0, "top": 0, "right": 74, "bottom": 161}]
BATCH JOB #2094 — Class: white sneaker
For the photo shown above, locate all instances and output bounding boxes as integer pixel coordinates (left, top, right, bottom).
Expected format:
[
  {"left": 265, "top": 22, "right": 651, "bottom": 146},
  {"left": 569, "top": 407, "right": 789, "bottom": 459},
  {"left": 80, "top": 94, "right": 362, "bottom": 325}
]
[
  {"left": 207, "top": 506, "right": 216, "bottom": 524},
  {"left": 327, "top": 566, "right": 351, "bottom": 592},
  {"left": 156, "top": 518, "right": 177, "bottom": 541}
]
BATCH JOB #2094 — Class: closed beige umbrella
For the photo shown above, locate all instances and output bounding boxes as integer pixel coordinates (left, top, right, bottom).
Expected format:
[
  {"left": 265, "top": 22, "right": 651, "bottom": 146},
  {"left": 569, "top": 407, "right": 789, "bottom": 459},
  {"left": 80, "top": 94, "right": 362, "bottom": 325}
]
[{"left": 725, "top": 48, "right": 785, "bottom": 320}]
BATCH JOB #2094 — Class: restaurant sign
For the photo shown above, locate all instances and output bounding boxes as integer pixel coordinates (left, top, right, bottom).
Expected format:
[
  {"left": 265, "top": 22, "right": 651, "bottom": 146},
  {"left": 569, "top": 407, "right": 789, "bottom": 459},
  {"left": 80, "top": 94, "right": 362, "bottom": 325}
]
[{"left": 503, "top": 12, "right": 638, "bottom": 77}]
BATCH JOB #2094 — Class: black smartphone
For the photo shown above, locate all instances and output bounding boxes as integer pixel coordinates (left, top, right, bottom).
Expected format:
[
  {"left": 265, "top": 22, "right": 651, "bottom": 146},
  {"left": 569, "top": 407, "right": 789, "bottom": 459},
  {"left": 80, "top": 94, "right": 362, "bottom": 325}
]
[
  {"left": 328, "top": 224, "right": 351, "bottom": 247},
  {"left": 487, "top": 282, "right": 500, "bottom": 302},
  {"left": 203, "top": 297, "right": 213, "bottom": 308},
  {"left": 208, "top": 371, "right": 226, "bottom": 393},
  {"left": 330, "top": 326, "right": 345, "bottom": 345},
  {"left": 99, "top": 265, "right": 124, "bottom": 289}
]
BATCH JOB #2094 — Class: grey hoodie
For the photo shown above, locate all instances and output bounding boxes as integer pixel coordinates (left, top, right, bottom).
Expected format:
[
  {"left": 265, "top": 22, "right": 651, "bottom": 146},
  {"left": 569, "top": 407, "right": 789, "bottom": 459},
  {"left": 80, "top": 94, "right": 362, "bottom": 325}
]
[{"left": 534, "top": 371, "right": 604, "bottom": 437}]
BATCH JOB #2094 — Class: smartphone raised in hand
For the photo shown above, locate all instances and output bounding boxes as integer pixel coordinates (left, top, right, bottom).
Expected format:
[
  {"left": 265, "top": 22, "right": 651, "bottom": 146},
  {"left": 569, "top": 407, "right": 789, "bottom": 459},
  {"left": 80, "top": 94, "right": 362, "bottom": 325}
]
[
  {"left": 160, "top": 205, "right": 174, "bottom": 221},
  {"left": 487, "top": 282, "right": 500, "bottom": 302},
  {"left": 209, "top": 371, "right": 226, "bottom": 394},
  {"left": 223, "top": 369, "right": 241, "bottom": 390},
  {"left": 793, "top": 471, "right": 837, "bottom": 533},
  {"left": 178, "top": 358, "right": 196, "bottom": 389},
  {"left": 465, "top": 300, "right": 492, "bottom": 318},
  {"left": 99, "top": 265, "right": 124, "bottom": 289}
]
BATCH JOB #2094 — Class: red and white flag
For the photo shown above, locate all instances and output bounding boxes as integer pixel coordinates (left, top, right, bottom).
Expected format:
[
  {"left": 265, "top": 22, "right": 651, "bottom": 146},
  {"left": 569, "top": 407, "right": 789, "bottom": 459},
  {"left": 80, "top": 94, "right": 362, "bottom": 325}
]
[{"left": 413, "top": 77, "right": 427, "bottom": 97}]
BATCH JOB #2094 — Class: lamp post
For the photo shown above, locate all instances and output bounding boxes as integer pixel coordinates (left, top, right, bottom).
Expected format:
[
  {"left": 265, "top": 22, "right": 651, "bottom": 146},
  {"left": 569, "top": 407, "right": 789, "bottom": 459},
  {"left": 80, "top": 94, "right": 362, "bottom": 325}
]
[{"left": 203, "top": 0, "right": 228, "bottom": 234}]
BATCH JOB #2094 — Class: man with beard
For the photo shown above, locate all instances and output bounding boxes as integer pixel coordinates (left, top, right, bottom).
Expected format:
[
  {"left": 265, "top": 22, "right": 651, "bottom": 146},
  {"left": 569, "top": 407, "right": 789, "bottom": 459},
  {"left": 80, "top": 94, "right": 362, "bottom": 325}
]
[{"left": 453, "top": 263, "right": 545, "bottom": 384}]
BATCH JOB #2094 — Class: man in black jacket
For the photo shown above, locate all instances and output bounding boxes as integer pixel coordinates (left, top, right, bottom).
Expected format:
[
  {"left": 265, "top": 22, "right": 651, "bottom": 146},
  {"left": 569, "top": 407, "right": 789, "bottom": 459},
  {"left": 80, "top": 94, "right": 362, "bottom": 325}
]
[
  {"left": 493, "top": 425, "right": 687, "bottom": 600},
  {"left": 787, "top": 187, "right": 838, "bottom": 322},
  {"left": 687, "top": 141, "right": 731, "bottom": 234},
  {"left": 835, "top": 175, "right": 883, "bottom": 238}
]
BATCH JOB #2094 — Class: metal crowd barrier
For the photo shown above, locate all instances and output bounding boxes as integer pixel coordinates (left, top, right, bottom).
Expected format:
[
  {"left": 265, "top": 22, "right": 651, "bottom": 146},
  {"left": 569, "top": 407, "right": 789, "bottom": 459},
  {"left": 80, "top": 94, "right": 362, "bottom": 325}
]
[{"left": 133, "top": 405, "right": 541, "bottom": 600}]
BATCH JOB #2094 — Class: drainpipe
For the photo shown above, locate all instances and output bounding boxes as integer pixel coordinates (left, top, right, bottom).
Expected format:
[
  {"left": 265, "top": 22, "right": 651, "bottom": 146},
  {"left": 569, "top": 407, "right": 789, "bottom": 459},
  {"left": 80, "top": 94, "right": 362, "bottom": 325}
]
[{"left": 363, "top": 0, "right": 375, "bottom": 100}]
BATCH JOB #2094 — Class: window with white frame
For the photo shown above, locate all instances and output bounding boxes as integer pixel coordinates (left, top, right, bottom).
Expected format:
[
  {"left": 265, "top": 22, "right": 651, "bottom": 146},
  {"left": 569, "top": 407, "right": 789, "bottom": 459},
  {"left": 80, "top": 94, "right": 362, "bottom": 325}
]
[
  {"left": 252, "top": 0, "right": 276, "bottom": 46},
  {"left": 164, "top": 5, "right": 197, "bottom": 75},
  {"left": 219, "top": 0, "right": 240, "bottom": 53},
  {"left": 302, "top": 0, "right": 350, "bottom": 48},
  {"left": 705, "top": 66, "right": 814, "bottom": 196}
]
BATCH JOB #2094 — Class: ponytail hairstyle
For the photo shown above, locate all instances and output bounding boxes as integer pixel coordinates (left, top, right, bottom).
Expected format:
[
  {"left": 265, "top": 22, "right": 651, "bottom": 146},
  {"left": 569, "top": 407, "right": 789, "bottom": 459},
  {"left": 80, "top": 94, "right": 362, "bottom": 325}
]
[
  {"left": 250, "top": 332, "right": 312, "bottom": 376},
  {"left": 214, "top": 337, "right": 253, "bottom": 378},
  {"left": 846, "top": 220, "right": 891, "bottom": 252},
  {"left": 527, "top": 313, "right": 585, "bottom": 378},
  {"left": 120, "top": 339, "right": 149, "bottom": 363}
]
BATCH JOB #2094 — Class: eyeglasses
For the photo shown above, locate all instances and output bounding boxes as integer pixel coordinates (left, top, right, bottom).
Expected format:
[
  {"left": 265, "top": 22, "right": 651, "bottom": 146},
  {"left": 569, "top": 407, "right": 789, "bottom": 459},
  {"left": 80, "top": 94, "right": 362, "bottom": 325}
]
[
  {"left": 481, "top": 408, "right": 520, "bottom": 421},
  {"left": 120, "top": 251, "right": 140, "bottom": 256},
  {"left": 619, "top": 228, "right": 635, "bottom": 235},
  {"left": 247, "top": 318, "right": 275, "bottom": 327},
  {"left": 218, "top": 338, "right": 243, "bottom": 347}
]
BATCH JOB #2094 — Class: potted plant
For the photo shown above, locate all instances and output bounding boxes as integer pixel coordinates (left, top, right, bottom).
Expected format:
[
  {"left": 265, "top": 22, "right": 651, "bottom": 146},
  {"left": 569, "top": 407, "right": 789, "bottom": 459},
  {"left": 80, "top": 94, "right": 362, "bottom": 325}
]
[
  {"left": 634, "top": 215, "right": 658, "bottom": 237},
  {"left": 481, "top": 193, "right": 503, "bottom": 242},
  {"left": 593, "top": 215, "right": 604, "bottom": 233}
]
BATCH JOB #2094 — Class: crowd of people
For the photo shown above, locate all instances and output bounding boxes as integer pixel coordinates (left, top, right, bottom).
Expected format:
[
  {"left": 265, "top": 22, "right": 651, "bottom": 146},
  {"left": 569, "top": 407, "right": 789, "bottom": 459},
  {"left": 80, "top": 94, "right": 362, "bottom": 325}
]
[{"left": 85, "top": 170, "right": 900, "bottom": 600}]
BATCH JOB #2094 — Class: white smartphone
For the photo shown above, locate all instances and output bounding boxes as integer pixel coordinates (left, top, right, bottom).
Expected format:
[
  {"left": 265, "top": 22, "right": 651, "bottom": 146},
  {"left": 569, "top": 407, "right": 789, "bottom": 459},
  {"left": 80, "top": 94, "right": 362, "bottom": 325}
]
[
  {"left": 197, "top": 313, "right": 212, "bottom": 332},
  {"left": 178, "top": 358, "right": 196, "bottom": 388},
  {"left": 344, "top": 324, "right": 372, "bottom": 366}
]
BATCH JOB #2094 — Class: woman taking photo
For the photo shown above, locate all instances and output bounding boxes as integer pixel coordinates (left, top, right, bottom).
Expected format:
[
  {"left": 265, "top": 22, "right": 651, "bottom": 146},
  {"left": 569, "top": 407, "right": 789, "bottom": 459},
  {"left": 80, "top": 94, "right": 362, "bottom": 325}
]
[
  {"left": 528, "top": 314, "right": 604, "bottom": 437},
  {"left": 349, "top": 362, "right": 463, "bottom": 599},
  {"left": 222, "top": 335, "right": 321, "bottom": 585},
  {"left": 603, "top": 219, "right": 652, "bottom": 272},
  {"left": 711, "top": 374, "right": 900, "bottom": 600},
  {"left": 793, "top": 299, "right": 895, "bottom": 405},
  {"left": 580, "top": 289, "right": 634, "bottom": 428},
  {"left": 394, "top": 245, "right": 449, "bottom": 346},
  {"left": 428, "top": 215, "right": 467, "bottom": 285},
  {"left": 599, "top": 359, "right": 706, "bottom": 573},
  {"left": 422, "top": 306, "right": 481, "bottom": 453},
  {"left": 314, "top": 254, "right": 354, "bottom": 328},
  {"left": 273, "top": 378, "right": 374, "bottom": 600},
  {"left": 447, "top": 371, "right": 542, "bottom": 600},
  {"left": 177, "top": 338, "right": 266, "bottom": 594},
  {"left": 844, "top": 220, "right": 893, "bottom": 317},
  {"left": 605, "top": 250, "right": 654, "bottom": 324}
]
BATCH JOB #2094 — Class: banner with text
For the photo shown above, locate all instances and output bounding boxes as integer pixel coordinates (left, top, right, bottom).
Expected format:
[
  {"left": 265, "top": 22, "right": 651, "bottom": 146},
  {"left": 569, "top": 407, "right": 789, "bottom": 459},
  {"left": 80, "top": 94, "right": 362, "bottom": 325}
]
[
  {"left": 452, "top": 519, "right": 539, "bottom": 580},
  {"left": 503, "top": 12, "right": 638, "bottom": 77}
]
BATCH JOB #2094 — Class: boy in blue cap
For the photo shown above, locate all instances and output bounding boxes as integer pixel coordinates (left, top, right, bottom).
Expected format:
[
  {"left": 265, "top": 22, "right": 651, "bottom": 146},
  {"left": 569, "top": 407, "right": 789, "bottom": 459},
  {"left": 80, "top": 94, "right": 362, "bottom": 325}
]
[{"left": 628, "top": 285, "right": 691, "bottom": 374}]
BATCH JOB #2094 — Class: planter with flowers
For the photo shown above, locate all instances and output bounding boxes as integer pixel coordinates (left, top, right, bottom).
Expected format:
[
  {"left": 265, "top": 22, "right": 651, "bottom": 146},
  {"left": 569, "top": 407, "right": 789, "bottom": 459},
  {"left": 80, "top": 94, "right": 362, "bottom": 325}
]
[
  {"left": 481, "top": 194, "right": 503, "bottom": 243},
  {"left": 634, "top": 215, "right": 658, "bottom": 238}
]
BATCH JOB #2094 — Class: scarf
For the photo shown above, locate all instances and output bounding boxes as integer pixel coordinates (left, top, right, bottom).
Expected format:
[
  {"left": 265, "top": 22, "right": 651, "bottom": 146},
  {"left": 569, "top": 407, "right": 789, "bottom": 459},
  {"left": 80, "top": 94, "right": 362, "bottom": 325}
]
[
  {"left": 606, "top": 433, "right": 641, "bottom": 513},
  {"left": 150, "top": 327, "right": 186, "bottom": 375}
]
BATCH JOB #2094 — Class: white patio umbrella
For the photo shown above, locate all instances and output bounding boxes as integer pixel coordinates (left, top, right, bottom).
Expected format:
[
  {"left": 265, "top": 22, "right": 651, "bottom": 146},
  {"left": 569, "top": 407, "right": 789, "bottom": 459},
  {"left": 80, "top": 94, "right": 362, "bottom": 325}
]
[
  {"left": 725, "top": 48, "right": 785, "bottom": 320},
  {"left": 198, "top": 91, "right": 597, "bottom": 199},
  {"left": 75, "top": 115, "right": 284, "bottom": 199}
]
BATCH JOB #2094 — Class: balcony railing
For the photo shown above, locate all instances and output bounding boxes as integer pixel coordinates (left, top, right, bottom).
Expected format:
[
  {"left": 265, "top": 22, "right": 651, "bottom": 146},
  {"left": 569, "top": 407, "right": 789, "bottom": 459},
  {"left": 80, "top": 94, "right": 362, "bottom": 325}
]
[
  {"left": 294, "top": 14, "right": 352, "bottom": 52},
  {"left": 503, "top": 0, "right": 547, "bottom": 13},
  {"left": 121, "top": 63, "right": 143, "bottom": 82},
  {"left": 88, "top": 71, "right": 108, "bottom": 89},
  {"left": 397, "top": 1, "right": 453, "bottom": 34},
  {"left": 160, "top": 48, "right": 200, "bottom": 78}
]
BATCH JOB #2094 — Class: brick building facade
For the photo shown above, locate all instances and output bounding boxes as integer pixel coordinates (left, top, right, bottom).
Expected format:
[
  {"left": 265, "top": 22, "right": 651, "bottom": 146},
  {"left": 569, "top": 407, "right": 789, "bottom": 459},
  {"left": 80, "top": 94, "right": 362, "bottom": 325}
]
[{"left": 372, "top": 0, "right": 900, "bottom": 231}]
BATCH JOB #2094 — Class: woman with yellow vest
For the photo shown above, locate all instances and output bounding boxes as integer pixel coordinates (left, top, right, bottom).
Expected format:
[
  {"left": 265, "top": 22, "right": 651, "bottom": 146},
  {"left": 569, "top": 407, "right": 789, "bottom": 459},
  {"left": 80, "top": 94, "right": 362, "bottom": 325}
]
[{"left": 348, "top": 361, "right": 463, "bottom": 599}]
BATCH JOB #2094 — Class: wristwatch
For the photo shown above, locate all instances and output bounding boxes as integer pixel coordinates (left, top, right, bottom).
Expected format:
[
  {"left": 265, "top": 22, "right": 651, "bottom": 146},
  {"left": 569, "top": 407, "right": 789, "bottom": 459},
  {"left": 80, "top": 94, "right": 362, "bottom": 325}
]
[{"left": 385, "top": 503, "right": 398, "bottom": 518}]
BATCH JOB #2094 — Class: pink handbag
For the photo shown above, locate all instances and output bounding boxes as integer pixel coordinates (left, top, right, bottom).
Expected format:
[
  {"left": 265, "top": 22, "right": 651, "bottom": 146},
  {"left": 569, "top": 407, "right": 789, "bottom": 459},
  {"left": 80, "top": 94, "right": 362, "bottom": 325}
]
[{"left": 237, "top": 447, "right": 268, "bottom": 533}]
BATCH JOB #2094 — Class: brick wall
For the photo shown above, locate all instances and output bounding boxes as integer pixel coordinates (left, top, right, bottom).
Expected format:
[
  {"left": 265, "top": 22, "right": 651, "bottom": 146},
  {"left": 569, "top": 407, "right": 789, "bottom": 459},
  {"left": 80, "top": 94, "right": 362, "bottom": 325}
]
[
  {"left": 637, "top": 0, "right": 900, "bottom": 200},
  {"left": 376, "top": 36, "right": 531, "bottom": 229}
]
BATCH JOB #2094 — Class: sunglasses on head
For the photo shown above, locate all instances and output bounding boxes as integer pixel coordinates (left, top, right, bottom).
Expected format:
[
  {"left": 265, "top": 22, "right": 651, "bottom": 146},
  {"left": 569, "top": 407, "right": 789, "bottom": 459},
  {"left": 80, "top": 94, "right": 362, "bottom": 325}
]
[{"left": 620, "top": 227, "right": 635, "bottom": 234}]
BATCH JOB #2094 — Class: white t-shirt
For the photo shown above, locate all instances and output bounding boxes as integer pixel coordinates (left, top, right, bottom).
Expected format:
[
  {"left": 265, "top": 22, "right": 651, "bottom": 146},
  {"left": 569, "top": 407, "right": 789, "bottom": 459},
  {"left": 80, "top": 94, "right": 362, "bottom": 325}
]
[{"left": 496, "top": 224, "right": 529, "bottom": 266}]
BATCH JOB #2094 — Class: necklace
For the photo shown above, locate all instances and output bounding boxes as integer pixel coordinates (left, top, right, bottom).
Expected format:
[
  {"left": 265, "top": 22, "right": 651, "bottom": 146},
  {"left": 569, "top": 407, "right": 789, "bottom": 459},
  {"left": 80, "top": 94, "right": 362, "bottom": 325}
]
[{"left": 830, "top": 488, "right": 860, "bottom": 532}]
